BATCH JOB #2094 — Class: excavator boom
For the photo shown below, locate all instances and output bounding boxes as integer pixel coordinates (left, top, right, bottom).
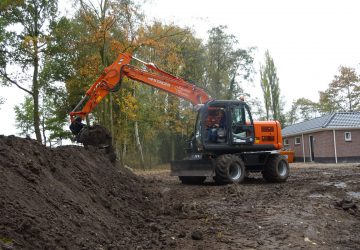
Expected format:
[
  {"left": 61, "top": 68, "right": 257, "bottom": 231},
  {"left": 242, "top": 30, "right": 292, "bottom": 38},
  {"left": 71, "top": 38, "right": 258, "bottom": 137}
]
[
  {"left": 70, "top": 53, "right": 211, "bottom": 121},
  {"left": 69, "top": 53, "right": 211, "bottom": 161}
]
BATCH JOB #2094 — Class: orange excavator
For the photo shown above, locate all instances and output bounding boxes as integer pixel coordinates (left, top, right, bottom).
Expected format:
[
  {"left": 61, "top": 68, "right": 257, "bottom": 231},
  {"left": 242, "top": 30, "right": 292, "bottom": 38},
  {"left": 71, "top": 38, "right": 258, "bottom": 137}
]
[{"left": 70, "top": 52, "right": 289, "bottom": 184}]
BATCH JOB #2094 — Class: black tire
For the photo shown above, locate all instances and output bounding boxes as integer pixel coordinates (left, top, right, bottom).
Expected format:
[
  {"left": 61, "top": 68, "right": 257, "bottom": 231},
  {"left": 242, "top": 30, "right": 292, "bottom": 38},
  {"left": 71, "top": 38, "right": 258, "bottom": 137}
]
[
  {"left": 179, "top": 176, "right": 206, "bottom": 185},
  {"left": 214, "top": 154, "right": 245, "bottom": 185},
  {"left": 262, "top": 155, "right": 290, "bottom": 182}
]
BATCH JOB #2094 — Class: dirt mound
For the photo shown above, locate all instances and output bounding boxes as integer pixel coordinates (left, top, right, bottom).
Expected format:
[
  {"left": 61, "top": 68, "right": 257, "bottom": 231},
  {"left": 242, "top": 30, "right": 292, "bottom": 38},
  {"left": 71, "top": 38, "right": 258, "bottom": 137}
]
[
  {"left": 0, "top": 135, "right": 159, "bottom": 249},
  {"left": 2, "top": 136, "right": 360, "bottom": 249}
]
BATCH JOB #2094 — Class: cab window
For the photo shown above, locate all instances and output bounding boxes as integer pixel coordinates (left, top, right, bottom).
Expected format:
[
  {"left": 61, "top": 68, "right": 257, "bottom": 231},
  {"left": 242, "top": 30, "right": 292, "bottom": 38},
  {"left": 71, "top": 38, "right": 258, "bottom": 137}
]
[{"left": 231, "top": 106, "right": 246, "bottom": 140}]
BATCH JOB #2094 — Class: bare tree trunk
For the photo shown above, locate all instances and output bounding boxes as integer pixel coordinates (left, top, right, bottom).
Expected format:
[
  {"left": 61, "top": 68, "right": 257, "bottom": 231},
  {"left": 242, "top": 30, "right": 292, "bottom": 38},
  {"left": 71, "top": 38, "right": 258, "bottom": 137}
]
[
  {"left": 122, "top": 115, "right": 128, "bottom": 166},
  {"left": 132, "top": 87, "right": 144, "bottom": 168},
  {"left": 110, "top": 92, "right": 114, "bottom": 145},
  {"left": 134, "top": 121, "right": 145, "bottom": 169},
  {"left": 33, "top": 53, "right": 42, "bottom": 143},
  {"left": 171, "top": 136, "right": 175, "bottom": 161},
  {"left": 122, "top": 138, "right": 127, "bottom": 166},
  {"left": 347, "top": 86, "right": 352, "bottom": 111},
  {"left": 41, "top": 115, "right": 46, "bottom": 146},
  {"left": 32, "top": 7, "right": 42, "bottom": 143}
]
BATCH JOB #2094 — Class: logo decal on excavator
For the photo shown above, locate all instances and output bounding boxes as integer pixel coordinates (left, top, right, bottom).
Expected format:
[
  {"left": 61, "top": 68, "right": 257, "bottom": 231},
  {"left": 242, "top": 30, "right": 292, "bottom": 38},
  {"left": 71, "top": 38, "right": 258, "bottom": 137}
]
[
  {"left": 148, "top": 77, "right": 171, "bottom": 87},
  {"left": 174, "top": 86, "right": 191, "bottom": 94}
]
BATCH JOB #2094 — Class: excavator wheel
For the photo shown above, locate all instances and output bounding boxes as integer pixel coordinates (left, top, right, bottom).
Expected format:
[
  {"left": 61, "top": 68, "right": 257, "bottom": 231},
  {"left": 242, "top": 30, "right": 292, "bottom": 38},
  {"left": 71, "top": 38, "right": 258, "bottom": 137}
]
[
  {"left": 262, "top": 155, "right": 289, "bottom": 182},
  {"left": 214, "top": 154, "right": 245, "bottom": 185}
]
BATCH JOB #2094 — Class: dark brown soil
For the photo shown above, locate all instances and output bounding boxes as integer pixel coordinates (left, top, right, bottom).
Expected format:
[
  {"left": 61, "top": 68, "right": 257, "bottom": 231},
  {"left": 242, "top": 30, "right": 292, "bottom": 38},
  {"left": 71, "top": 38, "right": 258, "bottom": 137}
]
[
  {"left": 0, "top": 135, "right": 158, "bottom": 249},
  {"left": 139, "top": 165, "right": 360, "bottom": 250},
  {"left": 1, "top": 135, "right": 360, "bottom": 249}
]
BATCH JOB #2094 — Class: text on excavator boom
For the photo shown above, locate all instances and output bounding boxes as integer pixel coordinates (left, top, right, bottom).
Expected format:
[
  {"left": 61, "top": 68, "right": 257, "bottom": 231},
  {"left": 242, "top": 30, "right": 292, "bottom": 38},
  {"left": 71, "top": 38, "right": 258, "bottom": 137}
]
[{"left": 70, "top": 53, "right": 211, "bottom": 122}]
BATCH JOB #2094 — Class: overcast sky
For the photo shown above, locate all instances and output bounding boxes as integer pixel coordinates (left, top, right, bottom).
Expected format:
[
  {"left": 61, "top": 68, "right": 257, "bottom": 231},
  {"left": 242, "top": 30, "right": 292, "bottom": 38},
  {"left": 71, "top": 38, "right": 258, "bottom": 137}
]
[
  {"left": 1, "top": 0, "right": 359, "bottom": 136},
  {"left": 143, "top": 0, "right": 360, "bottom": 100}
]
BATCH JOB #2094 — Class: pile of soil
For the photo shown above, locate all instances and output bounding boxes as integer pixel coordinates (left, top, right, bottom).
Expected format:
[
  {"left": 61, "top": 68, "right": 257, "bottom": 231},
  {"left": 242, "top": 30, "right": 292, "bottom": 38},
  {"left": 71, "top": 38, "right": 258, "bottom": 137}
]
[
  {"left": 0, "top": 135, "right": 161, "bottom": 249},
  {"left": 2, "top": 135, "right": 360, "bottom": 249}
]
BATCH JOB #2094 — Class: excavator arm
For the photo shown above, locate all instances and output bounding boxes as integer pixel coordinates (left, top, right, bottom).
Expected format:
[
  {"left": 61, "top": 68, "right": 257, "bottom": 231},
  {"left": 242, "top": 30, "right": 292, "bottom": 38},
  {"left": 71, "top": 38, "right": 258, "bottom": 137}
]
[{"left": 70, "top": 53, "right": 211, "bottom": 122}]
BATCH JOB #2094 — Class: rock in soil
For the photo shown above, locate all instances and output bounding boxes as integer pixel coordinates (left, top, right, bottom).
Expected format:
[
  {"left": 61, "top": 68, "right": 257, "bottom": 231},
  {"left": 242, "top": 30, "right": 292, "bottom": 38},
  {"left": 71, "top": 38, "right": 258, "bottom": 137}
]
[{"left": 191, "top": 230, "right": 203, "bottom": 240}]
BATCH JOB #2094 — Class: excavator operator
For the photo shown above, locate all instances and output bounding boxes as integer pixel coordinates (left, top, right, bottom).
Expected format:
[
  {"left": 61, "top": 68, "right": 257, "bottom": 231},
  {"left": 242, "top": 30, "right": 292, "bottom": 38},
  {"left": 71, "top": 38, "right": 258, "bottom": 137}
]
[
  {"left": 69, "top": 117, "right": 85, "bottom": 142},
  {"left": 207, "top": 109, "right": 226, "bottom": 142}
]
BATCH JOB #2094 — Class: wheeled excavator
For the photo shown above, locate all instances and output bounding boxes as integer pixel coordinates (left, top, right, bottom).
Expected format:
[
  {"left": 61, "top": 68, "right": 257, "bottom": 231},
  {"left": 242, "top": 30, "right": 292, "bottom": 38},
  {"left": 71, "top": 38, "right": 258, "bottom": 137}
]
[{"left": 70, "top": 52, "right": 290, "bottom": 185}]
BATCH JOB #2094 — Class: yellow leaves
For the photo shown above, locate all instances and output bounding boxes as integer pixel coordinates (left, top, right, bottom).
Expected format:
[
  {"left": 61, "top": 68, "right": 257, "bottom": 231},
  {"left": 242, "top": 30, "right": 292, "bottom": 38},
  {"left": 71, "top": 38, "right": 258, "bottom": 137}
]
[
  {"left": 109, "top": 39, "right": 135, "bottom": 54},
  {"left": 78, "top": 10, "right": 115, "bottom": 51},
  {"left": 21, "top": 35, "right": 34, "bottom": 49},
  {"left": 135, "top": 23, "right": 196, "bottom": 76},
  {"left": 93, "top": 17, "right": 114, "bottom": 42},
  {"left": 0, "top": 0, "right": 23, "bottom": 11},
  {"left": 110, "top": 40, "right": 125, "bottom": 53},
  {"left": 20, "top": 35, "right": 48, "bottom": 51},
  {"left": 78, "top": 55, "right": 102, "bottom": 87},
  {"left": 114, "top": 86, "right": 138, "bottom": 121}
]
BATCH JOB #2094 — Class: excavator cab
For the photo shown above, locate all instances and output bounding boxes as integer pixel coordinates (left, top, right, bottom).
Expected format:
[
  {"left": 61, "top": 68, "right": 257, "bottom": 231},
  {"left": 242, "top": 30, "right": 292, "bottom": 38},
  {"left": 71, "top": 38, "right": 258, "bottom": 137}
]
[
  {"left": 171, "top": 99, "right": 289, "bottom": 185},
  {"left": 229, "top": 102, "right": 255, "bottom": 144},
  {"left": 193, "top": 100, "right": 255, "bottom": 153}
]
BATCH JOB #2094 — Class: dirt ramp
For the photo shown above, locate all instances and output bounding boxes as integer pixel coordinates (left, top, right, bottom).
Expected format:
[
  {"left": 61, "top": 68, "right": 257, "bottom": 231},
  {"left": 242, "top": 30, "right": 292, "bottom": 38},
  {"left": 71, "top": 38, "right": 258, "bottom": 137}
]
[{"left": 0, "top": 135, "right": 156, "bottom": 249}]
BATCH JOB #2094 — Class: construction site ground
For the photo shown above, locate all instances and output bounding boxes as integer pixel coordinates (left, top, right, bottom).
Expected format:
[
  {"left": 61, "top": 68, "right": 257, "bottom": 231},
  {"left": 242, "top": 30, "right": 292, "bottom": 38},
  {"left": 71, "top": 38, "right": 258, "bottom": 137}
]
[{"left": 1, "top": 135, "right": 360, "bottom": 249}]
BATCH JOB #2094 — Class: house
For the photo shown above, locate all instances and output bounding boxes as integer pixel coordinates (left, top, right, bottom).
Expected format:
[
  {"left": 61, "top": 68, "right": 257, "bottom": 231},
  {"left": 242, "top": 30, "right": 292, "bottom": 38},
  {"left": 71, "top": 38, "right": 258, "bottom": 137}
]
[{"left": 282, "top": 112, "right": 360, "bottom": 163}]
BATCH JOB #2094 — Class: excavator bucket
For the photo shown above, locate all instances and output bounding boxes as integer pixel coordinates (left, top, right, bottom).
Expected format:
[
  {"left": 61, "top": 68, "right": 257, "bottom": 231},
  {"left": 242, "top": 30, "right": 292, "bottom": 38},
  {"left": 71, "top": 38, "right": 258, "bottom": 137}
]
[
  {"left": 79, "top": 125, "right": 111, "bottom": 147},
  {"left": 79, "top": 125, "right": 116, "bottom": 162}
]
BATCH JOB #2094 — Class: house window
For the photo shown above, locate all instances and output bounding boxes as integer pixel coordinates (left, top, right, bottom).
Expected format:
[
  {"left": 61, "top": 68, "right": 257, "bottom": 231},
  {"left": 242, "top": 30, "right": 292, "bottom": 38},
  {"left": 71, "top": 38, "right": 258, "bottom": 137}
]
[
  {"left": 295, "top": 137, "right": 301, "bottom": 145},
  {"left": 283, "top": 138, "right": 289, "bottom": 146},
  {"left": 345, "top": 132, "right": 352, "bottom": 142}
]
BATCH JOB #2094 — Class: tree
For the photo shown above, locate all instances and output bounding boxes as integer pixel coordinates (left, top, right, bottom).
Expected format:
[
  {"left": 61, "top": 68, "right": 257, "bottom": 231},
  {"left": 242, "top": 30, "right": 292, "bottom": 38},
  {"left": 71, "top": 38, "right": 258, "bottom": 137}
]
[
  {"left": 65, "top": 0, "right": 145, "bottom": 165},
  {"left": 14, "top": 96, "right": 34, "bottom": 136},
  {"left": 260, "top": 68, "right": 271, "bottom": 120},
  {"left": 14, "top": 85, "right": 71, "bottom": 145},
  {"left": 286, "top": 98, "right": 319, "bottom": 124},
  {"left": 318, "top": 89, "right": 340, "bottom": 114},
  {"left": 0, "top": 8, "right": 8, "bottom": 70},
  {"left": 41, "top": 86, "right": 72, "bottom": 145},
  {"left": 260, "top": 50, "right": 281, "bottom": 120},
  {"left": 204, "top": 26, "right": 254, "bottom": 100},
  {"left": 134, "top": 23, "right": 203, "bottom": 164},
  {"left": 246, "top": 96, "right": 265, "bottom": 120},
  {"left": 0, "top": 0, "right": 59, "bottom": 143},
  {"left": 328, "top": 66, "right": 360, "bottom": 112},
  {"left": 0, "top": 97, "right": 4, "bottom": 108}
]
